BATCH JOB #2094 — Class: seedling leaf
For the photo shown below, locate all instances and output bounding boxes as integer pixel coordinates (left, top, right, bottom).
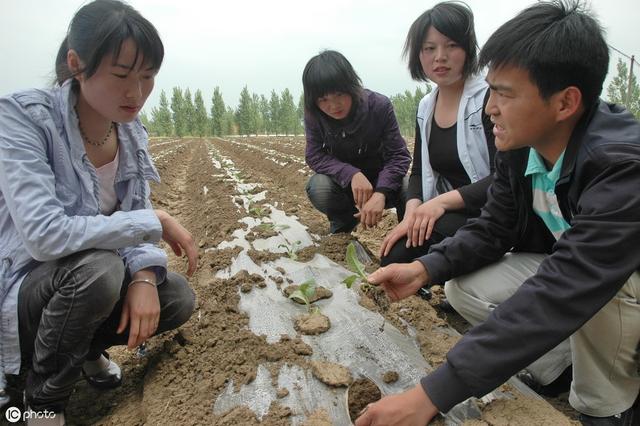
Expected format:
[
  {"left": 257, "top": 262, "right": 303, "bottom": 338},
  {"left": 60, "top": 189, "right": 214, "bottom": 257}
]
[
  {"left": 342, "top": 275, "right": 358, "bottom": 289},
  {"left": 346, "top": 242, "right": 367, "bottom": 279}
]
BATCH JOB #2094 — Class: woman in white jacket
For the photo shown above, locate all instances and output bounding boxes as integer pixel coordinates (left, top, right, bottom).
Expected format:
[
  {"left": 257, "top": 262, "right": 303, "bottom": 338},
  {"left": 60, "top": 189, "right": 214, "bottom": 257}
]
[{"left": 380, "top": 1, "right": 495, "bottom": 271}]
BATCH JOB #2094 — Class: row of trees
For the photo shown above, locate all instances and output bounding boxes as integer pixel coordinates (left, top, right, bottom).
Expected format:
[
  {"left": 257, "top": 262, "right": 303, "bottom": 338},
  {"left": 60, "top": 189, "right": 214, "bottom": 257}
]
[
  {"left": 142, "top": 86, "right": 306, "bottom": 138},
  {"left": 140, "top": 59, "right": 640, "bottom": 139},
  {"left": 141, "top": 85, "right": 431, "bottom": 138}
]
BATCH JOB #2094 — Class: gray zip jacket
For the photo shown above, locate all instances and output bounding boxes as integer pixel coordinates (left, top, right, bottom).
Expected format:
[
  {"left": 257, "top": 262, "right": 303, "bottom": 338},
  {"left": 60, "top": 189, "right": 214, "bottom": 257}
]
[
  {"left": 0, "top": 80, "right": 165, "bottom": 375},
  {"left": 416, "top": 74, "right": 491, "bottom": 201}
]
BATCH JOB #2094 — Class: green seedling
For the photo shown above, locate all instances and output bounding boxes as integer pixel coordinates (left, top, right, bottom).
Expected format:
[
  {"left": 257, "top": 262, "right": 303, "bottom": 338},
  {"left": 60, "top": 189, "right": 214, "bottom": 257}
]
[
  {"left": 248, "top": 205, "right": 269, "bottom": 218},
  {"left": 288, "top": 279, "right": 319, "bottom": 313},
  {"left": 278, "top": 240, "right": 301, "bottom": 260},
  {"left": 342, "top": 242, "right": 372, "bottom": 291}
]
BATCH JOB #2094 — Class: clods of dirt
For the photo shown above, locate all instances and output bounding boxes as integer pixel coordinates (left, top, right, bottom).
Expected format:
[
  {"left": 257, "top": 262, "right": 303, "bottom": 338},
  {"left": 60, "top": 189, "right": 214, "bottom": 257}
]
[
  {"left": 294, "top": 313, "right": 331, "bottom": 335},
  {"left": 310, "top": 361, "right": 353, "bottom": 387},
  {"left": 347, "top": 377, "right": 382, "bottom": 422},
  {"left": 382, "top": 370, "right": 399, "bottom": 384},
  {"left": 302, "top": 409, "right": 333, "bottom": 426}
]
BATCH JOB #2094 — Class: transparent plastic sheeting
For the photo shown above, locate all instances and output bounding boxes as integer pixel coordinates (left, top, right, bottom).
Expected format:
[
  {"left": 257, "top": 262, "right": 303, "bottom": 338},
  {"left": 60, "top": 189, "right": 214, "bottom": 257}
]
[{"left": 213, "top": 253, "right": 485, "bottom": 425}]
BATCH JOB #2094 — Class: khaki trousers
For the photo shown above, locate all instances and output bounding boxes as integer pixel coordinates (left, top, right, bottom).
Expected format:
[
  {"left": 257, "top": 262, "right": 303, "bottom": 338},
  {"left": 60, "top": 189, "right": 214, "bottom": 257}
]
[{"left": 444, "top": 253, "right": 640, "bottom": 417}]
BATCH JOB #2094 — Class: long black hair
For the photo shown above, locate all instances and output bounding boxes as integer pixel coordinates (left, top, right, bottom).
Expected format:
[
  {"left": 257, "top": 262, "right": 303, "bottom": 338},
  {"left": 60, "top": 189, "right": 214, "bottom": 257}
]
[
  {"left": 55, "top": 0, "right": 164, "bottom": 85},
  {"left": 302, "top": 50, "right": 363, "bottom": 117}
]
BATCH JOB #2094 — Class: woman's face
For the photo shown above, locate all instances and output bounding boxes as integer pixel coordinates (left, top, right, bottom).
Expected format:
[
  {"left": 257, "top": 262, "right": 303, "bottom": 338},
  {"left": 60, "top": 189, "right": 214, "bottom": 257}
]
[
  {"left": 419, "top": 26, "right": 467, "bottom": 88},
  {"left": 75, "top": 38, "right": 156, "bottom": 123},
  {"left": 316, "top": 92, "right": 353, "bottom": 120}
]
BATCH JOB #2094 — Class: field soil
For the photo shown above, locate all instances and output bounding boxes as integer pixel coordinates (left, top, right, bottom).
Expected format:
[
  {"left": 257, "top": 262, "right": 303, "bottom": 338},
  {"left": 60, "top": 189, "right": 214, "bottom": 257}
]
[{"left": 4, "top": 136, "right": 578, "bottom": 425}]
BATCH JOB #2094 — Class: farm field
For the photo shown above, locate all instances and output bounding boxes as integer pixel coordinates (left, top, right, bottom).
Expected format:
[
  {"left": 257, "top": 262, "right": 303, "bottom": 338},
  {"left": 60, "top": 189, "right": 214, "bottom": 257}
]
[{"left": 57, "top": 136, "right": 578, "bottom": 425}]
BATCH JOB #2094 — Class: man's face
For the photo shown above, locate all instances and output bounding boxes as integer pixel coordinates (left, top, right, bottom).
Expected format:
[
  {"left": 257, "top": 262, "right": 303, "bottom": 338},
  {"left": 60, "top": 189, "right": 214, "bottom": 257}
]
[{"left": 485, "top": 65, "right": 559, "bottom": 152}]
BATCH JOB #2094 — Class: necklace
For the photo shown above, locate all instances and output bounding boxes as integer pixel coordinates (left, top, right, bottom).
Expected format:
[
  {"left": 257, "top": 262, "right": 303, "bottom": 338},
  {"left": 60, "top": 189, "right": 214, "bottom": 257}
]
[{"left": 74, "top": 105, "right": 115, "bottom": 147}]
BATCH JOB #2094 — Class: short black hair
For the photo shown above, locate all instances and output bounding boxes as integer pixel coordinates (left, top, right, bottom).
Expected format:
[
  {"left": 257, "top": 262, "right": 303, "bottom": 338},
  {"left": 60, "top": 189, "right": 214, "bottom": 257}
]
[
  {"left": 302, "top": 50, "right": 363, "bottom": 116},
  {"left": 55, "top": 0, "right": 164, "bottom": 85},
  {"left": 403, "top": 1, "right": 478, "bottom": 82},
  {"left": 479, "top": 0, "right": 608, "bottom": 107}
]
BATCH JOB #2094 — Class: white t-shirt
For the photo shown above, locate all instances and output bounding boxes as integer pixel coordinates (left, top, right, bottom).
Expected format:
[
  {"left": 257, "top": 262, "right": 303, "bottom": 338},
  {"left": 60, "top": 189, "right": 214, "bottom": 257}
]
[{"left": 95, "top": 149, "right": 119, "bottom": 215}]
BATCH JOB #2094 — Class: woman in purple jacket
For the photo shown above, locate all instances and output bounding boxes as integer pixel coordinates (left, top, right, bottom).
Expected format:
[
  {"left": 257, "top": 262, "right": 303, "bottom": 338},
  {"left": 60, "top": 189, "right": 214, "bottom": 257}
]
[{"left": 302, "top": 50, "right": 411, "bottom": 234}]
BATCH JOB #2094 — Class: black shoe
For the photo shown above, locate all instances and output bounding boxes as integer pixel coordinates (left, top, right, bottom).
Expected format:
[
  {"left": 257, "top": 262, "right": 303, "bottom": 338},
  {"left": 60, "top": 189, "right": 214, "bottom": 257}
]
[
  {"left": 578, "top": 403, "right": 638, "bottom": 426},
  {"left": 517, "top": 365, "right": 572, "bottom": 397},
  {"left": 417, "top": 287, "right": 432, "bottom": 300},
  {"left": 82, "top": 353, "right": 122, "bottom": 389}
]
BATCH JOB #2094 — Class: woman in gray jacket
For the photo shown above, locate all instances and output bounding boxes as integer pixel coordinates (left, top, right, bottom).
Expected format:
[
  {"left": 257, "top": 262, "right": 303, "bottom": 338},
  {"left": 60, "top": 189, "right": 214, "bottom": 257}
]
[
  {"left": 380, "top": 2, "right": 495, "bottom": 267},
  {"left": 0, "top": 1, "right": 197, "bottom": 423}
]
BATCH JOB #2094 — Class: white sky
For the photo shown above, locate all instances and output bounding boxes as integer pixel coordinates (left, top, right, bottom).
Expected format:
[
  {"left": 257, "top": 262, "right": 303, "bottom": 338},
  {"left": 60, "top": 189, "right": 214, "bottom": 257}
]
[{"left": 1, "top": 0, "right": 638, "bottom": 113}]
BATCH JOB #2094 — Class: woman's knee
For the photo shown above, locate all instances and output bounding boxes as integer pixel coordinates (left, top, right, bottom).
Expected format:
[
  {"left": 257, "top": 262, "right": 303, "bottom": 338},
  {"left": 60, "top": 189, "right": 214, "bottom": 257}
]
[
  {"left": 72, "top": 250, "right": 124, "bottom": 313},
  {"left": 159, "top": 273, "right": 195, "bottom": 329},
  {"left": 306, "top": 174, "right": 341, "bottom": 212}
]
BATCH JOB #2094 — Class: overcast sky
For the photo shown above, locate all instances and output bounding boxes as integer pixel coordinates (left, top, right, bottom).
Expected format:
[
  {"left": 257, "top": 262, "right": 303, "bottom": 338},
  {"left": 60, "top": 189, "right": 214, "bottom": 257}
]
[{"left": 1, "top": 0, "right": 638, "bottom": 113}]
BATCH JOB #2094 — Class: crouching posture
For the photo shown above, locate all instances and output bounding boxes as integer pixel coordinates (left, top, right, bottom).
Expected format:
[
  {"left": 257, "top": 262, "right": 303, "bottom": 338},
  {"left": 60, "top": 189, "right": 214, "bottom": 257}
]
[
  {"left": 0, "top": 1, "right": 197, "bottom": 423},
  {"left": 302, "top": 50, "right": 411, "bottom": 234}
]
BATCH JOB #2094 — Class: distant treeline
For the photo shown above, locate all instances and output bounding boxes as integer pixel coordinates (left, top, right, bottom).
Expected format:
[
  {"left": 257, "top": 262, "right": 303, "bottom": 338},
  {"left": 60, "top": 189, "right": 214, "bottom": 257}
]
[{"left": 141, "top": 85, "right": 431, "bottom": 138}]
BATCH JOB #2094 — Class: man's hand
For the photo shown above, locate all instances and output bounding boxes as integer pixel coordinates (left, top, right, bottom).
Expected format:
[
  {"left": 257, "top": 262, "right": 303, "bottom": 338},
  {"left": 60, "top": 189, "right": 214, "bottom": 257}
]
[
  {"left": 355, "top": 384, "right": 438, "bottom": 426},
  {"left": 355, "top": 192, "right": 385, "bottom": 229},
  {"left": 351, "top": 172, "right": 374, "bottom": 209},
  {"left": 154, "top": 209, "right": 198, "bottom": 276},
  {"left": 405, "top": 198, "right": 446, "bottom": 247},
  {"left": 117, "top": 280, "right": 160, "bottom": 349},
  {"left": 367, "top": 261, "right": 429, "bottom": 301}
]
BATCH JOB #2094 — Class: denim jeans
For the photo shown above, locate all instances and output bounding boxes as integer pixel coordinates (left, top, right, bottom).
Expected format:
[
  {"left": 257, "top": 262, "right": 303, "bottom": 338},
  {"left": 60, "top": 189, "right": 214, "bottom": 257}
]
[
  {"left": 306, "top": 173, "right": 408, "bottom": 233},
  {"left": 18, "top": 249, "right": 195, "bottom": 412}
]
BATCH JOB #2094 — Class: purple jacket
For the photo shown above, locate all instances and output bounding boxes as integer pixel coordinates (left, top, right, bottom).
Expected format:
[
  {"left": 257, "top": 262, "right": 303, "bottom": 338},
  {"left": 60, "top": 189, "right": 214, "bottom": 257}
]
[{"left": 304, "top": 89, "right": 410, "bottom": 197}]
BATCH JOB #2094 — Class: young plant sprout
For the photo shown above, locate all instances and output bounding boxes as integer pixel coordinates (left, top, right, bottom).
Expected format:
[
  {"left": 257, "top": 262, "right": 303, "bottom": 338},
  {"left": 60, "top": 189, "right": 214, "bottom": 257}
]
[
  {"left": 342, "top": 242, "right": 372, "bottom": 291},
  {"left": 248, "top": 204, "right": 269, "bottom": 218},
  {"left": 279, "top": 240, "right": 301, "bottom": 260},
  {"left": 288, "top": 279, "right": 319, "bottom": 313}
]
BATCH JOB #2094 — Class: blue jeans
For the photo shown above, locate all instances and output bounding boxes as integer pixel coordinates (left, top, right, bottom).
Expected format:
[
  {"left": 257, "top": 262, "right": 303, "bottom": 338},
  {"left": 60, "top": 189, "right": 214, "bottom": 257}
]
[
  {"left": 306, "top": 174, "right": 408, "bottom": 233},
  {"left": 18, "top": 249, "right": 195, "bottom": 412}
]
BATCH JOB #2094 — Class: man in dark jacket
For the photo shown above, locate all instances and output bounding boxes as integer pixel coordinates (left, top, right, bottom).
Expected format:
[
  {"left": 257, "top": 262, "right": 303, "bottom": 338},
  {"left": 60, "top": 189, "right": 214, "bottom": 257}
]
[
  {"left": 302, "top": 50, "right": 411, "bottom": 234},
  {"left": 356, "top": 1, "right": 639, "bottom": 425}
]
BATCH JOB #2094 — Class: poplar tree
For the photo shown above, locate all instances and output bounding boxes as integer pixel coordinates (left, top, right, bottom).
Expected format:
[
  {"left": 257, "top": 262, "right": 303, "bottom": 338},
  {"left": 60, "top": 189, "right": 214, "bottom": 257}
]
[
  {"left": 183, "top": 88, "right": 196, "bottom": 136},
  {"left": 269, "top": 90, "right": 281, "bottom": 135},
  {"left": 607, "top": 58, "right": 640, "bottom": 118},
  {"left": 171, "top": 87, "right": 185, "bottom": 138},
  {"left": 193, "top": 89, "right": 208, "bottom": 137},
  {"left": 211, "top": 87, "right": 226, "bottom": 136},
  {"left": 236, "top": 86, "right": 253, "bottom": 135},
  {"left": 279, "top": 88, "right": 297, "bottom": 135},
  {"left": 152, "top": 90, "right": 173, "bottom": 136}
]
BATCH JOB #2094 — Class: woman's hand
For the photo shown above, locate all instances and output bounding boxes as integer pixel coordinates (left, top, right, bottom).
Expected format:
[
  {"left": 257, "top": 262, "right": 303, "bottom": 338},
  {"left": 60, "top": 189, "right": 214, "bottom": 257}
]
[
  {"left": 379, "top": 220, "right": 409, "bottom": 257},
  {"left": 354, "top": 192, "right": 385, "bottom": 229},
  {"left": 351, "top": 172, "right": 374, "bottom": 209},
  {"left": 117, "top": 276, "right": 160, "bottom": 349},
  {"left": 405, "top": 198, "right": 446, "bottom": 247},
  {"left": 154, "top": 209, "right": 198, "bottom": 276}
]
